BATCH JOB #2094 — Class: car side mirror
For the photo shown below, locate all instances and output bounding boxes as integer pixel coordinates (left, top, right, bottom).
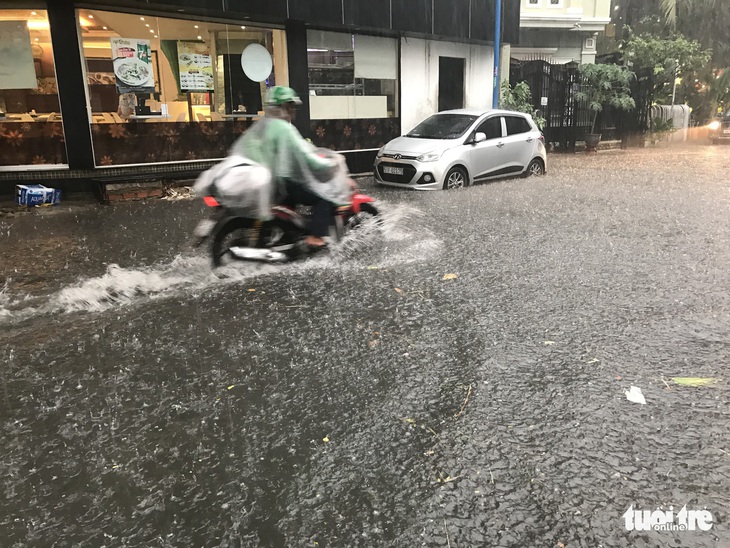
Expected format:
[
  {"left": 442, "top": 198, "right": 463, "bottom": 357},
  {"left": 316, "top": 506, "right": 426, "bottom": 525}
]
[{"left": 473, "top": 132, "right": 487, "bottom": 144}]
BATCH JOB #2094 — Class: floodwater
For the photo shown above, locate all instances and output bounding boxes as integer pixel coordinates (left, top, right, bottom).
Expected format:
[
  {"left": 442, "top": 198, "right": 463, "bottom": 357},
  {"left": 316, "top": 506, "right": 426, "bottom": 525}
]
[{"left": 1, "top": 145, "right": 729, "bottom": 547}]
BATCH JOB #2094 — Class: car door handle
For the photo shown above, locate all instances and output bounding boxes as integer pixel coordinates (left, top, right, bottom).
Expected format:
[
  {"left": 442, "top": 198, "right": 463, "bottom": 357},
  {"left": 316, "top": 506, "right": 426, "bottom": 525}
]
[
  {"left": 496, "top": 142, "right": 505, "bottom": 148},
  {"left": 526, "top": 137, "right": 533, "bottom": 143}
]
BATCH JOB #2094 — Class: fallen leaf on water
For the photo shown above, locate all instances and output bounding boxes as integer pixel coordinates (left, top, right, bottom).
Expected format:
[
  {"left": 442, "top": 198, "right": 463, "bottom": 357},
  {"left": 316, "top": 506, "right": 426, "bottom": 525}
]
[
  {"left": 544, "top": 340, "right": 556, "bottom": 345},
  {"left": 394, "top": 287, "right": 403, "bottom": 293},
  {"left": 247, "top": 288, "right": 256, "bottom": 292},
  {"left": 670, "top": 377, "right": 719, "bottom": 387},
  {"left": 615, "top": 375, "right": 623, "bottom": 381},
  {"left": 322, "top": 436, "right": 330, "bottom": 443},
  {"left": 367, "top": 265, "right": 380, "bottom": 270},
  {"left": 402, "top": 417, "right": 416, "bottom": 424},
  {"left": 227, "top": 385, "right": 235, "bottom": 390},
  {"left": 587, "top": 358, "right": 600, "bottom": 364},
  {"left": 442, "top": 273, "right": 458, "bottom": 280},
  {"left": 368, "top": 340, "right": 378, "bottom": 349}
]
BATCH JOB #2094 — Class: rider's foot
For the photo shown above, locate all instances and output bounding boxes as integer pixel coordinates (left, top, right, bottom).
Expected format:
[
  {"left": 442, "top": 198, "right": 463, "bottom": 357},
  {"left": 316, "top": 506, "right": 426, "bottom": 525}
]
[{"left": 305, "top": 235, "right": 327, "bottom": 248}]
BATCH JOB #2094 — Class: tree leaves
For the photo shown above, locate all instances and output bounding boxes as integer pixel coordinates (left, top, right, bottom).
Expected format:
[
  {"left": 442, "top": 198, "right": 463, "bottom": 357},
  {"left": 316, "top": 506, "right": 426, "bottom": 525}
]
[
  {"left": 577, "top": 64, "right": 637, "bottom": 133},
  {"left": 670, "top": 377, "right": 719, "bottom": 387}
]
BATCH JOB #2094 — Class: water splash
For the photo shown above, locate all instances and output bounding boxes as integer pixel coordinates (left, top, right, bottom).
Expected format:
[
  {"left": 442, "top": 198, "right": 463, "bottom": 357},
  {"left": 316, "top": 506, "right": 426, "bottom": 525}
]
[{"left": 0, "top": 203, "right": 441, "bottom": 323}]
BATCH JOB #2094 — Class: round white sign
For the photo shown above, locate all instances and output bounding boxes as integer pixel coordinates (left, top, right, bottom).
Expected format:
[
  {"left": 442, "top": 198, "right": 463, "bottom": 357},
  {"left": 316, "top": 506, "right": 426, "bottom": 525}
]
[{"left": 241, "top": 44, "right": 273, "bottom": 82}]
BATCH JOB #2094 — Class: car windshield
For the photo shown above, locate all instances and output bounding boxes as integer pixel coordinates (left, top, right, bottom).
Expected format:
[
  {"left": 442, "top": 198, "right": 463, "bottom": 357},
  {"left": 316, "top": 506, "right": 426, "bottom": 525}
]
[{"left": 406, "top": 114, "right": 478, "bottom": 139}]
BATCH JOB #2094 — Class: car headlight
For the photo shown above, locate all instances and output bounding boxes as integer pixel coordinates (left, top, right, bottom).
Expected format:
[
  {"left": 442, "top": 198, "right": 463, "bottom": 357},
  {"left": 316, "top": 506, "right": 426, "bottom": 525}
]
[
  {"left": 376, "top": 146, "right": 386, "bottom": 158},
  {"left": 416, "top": 152, "right": 441, "bottom": 162},
  {"left": 709, "top": 121, "right": 721, "bottom": 131}
]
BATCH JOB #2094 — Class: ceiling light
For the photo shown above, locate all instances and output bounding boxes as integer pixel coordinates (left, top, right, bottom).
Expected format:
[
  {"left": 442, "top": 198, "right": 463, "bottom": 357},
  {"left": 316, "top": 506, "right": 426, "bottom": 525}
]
[
  {"left": 194, "top": 25, "right": 199, "bottom": 29},
  {"left": 88, "top": 15, "right": 94, "bottom": 19},
  {"left": 31, "top": 11, "right": 37, "bottom": 15},
  {"left": 197, "top": 35, "right": 202, "bottom": 40},
  {"left": 150, "top": 29, "right": 154, "bottom": 33},
  {"left": 27, "top": 21, "right": 50, "bottom": 30},
  {"left": 103, "top": 26, "right": 107, "bottom": 30},
  {"left": 145, "top": 24, "right": 150, "bottom": 27},
  {"left": 154, "top": 35, "right": 158, "bottom": 38},
  {"left": 34, "top": 38, "right": 39, "bottom": 42},
  {"left": 140, "top": 17, "right": 145, "bottom": 20},
  {"left": 241, "top": 26, "right": 246, "bottom": 29}
]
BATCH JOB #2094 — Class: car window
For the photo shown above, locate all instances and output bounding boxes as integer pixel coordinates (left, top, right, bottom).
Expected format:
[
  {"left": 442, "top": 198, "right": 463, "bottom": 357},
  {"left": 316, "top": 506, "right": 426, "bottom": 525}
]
[
  {"left": 476, "top": 117, "right": 502, "bottom": 140},
  {"left": 505, "top": 116, "right": 532, "bottom": 136},
  {"left": 406, "top": 114, "right": 479, "bottom": 139}
]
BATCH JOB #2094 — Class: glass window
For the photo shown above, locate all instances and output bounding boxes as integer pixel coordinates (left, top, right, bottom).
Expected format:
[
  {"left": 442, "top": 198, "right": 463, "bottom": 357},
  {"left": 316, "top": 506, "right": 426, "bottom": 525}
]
[
  {"left": 476, "top": 117, "right": 502, "bottom": 140},
  {"left": 307, "top": 30, "right": 397, "bottom": 121},
  {"left": 505, "top": 116, "right": 532, "bottom": 135},
  {"left": 77, "top": 9, "right": 287, "bottom": 166},
  {"left": 406, "top": 114, "right": 477, "bottom": 139},
  {"left": 0, "top": 9, "right": 67, "bottom": 168}
]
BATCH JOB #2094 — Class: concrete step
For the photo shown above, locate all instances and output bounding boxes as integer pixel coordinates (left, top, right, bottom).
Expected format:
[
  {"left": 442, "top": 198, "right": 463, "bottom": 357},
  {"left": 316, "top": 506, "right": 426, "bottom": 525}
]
[{"left": 574, "top": 139, "right": 622, "bottom": 152}]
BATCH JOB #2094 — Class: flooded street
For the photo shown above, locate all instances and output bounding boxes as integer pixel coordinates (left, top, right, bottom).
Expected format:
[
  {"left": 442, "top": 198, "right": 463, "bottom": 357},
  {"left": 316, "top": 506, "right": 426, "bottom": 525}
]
[{"left": 1, "top": 145, "right": 729, "bottom": 547}]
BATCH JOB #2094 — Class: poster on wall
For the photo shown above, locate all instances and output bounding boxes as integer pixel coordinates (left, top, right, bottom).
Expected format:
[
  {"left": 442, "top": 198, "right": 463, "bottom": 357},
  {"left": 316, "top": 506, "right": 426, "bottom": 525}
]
[
  {"left": 110, "top": 37, "right": 154, "bottom": 94},
  {"left": 0, "top": 21, "right": 38, "bottom": 90},
  {"left": 178, "top": 41, "right": 214, "bottom": 91}
]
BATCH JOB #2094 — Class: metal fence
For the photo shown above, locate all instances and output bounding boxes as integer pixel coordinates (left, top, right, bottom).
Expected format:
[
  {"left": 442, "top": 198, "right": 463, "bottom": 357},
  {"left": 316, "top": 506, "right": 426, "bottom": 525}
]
[{"left": 509, "top": 60, "right": 653, "bottom": 151}]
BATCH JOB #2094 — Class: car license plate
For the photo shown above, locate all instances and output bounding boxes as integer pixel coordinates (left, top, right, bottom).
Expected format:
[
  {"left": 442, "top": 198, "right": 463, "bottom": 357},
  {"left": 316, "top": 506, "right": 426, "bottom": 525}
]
[
  {"left": 383, "top": 166, "right": 404, "bottom": 175},
  {"left": 194, "top": 219, "right": 216, "bottom": 238},
  {"left": 724, "top": 129, "right": 730, "bottom": 135}
]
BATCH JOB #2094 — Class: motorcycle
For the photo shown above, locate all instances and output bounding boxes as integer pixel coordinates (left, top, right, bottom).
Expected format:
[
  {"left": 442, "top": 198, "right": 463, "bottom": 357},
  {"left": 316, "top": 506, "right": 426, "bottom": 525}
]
[{"left": 193, "top": 189, "right": 380, "bottom": 267}]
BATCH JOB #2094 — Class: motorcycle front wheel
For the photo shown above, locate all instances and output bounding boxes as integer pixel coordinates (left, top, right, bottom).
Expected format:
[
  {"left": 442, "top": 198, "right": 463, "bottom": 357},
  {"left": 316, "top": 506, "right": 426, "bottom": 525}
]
[{"left": 343, "top": 203, "right": 381, "bottom": 233}]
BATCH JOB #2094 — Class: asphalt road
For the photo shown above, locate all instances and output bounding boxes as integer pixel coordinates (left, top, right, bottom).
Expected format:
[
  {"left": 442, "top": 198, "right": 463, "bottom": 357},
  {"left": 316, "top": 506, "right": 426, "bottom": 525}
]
[{"left": 1, "top": 144, "right": 729, "bottom": 547}]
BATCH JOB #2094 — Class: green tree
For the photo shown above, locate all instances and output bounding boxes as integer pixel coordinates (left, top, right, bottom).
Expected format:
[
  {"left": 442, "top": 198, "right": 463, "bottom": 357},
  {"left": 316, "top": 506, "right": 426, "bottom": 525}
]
[
  {"left": 499, "top": 81, "right": 546, "bottom": 129},
  {"left": 660, "top": 0, "right": 719, "bottom": 28},
  {"left": 575, "top": 64, "right": 636, "bottom": 134},
  {"left": 624, "top": 32, "right": 711, "bottom": 103},
  {"left": 659, "top": 0, "right": 730, "bottom": 65}
]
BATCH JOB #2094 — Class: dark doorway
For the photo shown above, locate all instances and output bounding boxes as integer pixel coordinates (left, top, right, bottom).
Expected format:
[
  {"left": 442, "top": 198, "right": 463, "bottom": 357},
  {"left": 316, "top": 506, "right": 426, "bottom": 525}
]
[
  {"left": 438, "top": 56, "right": 465, "bottom": 112},
  {"left": 222, "top": 54, "right": 263, "bottom": 115}
]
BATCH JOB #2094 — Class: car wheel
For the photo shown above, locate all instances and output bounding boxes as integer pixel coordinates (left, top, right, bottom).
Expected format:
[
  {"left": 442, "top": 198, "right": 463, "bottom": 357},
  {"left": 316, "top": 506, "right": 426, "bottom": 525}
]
[
  {"left": 443, "top": 166, "right": 468, "bottom": 190},
  {"left": 524, "top": 158, "right": 545, "bottom": 178}
]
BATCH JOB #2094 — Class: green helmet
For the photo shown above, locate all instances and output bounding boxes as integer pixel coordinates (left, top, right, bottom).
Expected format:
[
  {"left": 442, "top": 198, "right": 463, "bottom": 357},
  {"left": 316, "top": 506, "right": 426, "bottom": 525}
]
[{"left": 266, "top": 86, "right": 303, "bottom": 106}]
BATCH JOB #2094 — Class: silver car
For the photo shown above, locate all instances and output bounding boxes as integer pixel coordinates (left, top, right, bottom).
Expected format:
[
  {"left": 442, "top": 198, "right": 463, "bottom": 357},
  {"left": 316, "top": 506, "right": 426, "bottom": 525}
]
[{"left": 374, "top": 109, "right": 547, "bottom": 190}]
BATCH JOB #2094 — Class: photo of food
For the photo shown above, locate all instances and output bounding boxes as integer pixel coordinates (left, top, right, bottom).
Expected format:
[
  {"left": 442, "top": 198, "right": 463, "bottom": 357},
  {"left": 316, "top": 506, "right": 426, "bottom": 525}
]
[{"left": 114, "top": 58, "right": 150, "bottom": 87}]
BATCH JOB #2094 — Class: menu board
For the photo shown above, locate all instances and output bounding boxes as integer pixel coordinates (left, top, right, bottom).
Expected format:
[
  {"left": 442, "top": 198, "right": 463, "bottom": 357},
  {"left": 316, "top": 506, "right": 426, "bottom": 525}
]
[
  {"left": 178, "top": 41, "right": 214, "bottom": 91},
  {"left": 110, "top": 37, "right": 154, "bottom": 94}
]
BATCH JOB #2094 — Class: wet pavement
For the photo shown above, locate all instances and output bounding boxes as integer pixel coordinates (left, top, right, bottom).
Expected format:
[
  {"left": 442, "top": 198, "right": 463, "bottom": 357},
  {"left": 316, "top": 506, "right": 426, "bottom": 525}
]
[{"left": 1, "top": 145, "right": 729, "bottom": 547}]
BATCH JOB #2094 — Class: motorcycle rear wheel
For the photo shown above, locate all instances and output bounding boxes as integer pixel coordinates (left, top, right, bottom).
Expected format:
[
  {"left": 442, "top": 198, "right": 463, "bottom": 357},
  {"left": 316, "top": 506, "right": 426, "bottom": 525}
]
[{"left": 210, "top": 219, "right": 255, "bottom": 268}]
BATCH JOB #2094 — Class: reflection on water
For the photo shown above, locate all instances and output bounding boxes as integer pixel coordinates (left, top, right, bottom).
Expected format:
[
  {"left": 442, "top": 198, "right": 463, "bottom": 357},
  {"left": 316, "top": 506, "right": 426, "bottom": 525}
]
[{"left": 2, "top": 148, "right": 730, "bottom": 546}]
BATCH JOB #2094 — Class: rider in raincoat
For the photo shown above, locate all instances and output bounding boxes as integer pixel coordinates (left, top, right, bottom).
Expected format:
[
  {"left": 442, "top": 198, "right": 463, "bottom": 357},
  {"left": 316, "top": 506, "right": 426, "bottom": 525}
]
[{"left": 229, "top": 86, "right": 352, "bottom": 248}]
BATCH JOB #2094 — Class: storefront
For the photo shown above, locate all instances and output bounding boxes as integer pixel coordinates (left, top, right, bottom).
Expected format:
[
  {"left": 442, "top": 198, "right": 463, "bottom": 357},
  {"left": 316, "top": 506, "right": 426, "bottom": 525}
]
[{"left": 0, "top": 0, "right": 520, "bottom": 193}]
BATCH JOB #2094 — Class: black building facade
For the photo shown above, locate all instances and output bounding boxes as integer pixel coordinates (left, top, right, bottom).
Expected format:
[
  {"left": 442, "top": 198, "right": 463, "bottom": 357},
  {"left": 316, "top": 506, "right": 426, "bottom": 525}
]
[{"left": 0, "top": 0, "right": 520, "bottom": 193}]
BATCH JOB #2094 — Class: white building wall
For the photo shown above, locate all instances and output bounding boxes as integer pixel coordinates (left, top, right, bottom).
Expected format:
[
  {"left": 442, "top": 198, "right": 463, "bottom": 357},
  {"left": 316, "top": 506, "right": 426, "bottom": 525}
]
[{"left": 400, "top": 37, "right": 494, "bottom": 134}]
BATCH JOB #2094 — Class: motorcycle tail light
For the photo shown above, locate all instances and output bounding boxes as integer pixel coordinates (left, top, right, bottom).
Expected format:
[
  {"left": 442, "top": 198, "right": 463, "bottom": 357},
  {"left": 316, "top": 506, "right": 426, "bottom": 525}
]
[
  {"left": 539, "top": 134, "right": 545, "bottom": 143},
  {"left": 203, "top": 196, "right": 220, "bottom": 207}
]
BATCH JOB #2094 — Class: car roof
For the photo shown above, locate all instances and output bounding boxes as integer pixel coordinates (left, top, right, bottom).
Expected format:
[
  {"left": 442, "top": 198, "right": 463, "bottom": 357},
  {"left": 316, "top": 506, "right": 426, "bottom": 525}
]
[{"left": 437, "top": 108, "right": 527, "bottom": 118}]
